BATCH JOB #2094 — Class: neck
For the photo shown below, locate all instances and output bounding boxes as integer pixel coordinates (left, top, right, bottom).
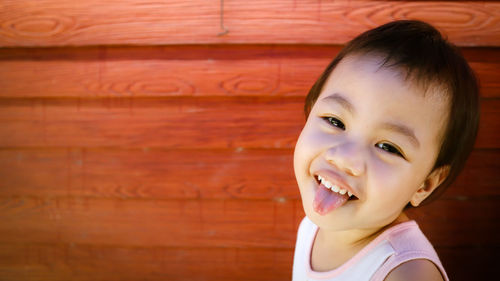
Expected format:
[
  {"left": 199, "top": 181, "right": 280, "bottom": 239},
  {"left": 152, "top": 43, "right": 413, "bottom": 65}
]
[
  {"left": 310, "top": 213, "right": 410, "bottom": 272},
  {"left": 318, "top": 212, "right": 410, "bottom": 251}
]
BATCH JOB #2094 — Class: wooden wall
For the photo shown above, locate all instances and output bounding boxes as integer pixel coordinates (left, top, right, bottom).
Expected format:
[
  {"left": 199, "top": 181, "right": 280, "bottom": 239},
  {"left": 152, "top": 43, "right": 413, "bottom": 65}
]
[{"left": 0, "top": 1, "right": 499, "bottom": 280}]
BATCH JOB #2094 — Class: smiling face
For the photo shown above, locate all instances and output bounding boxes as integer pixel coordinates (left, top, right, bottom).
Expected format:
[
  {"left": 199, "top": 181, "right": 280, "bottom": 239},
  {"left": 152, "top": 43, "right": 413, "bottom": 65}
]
[{"left": 294, "top": 54, "right": 450, "bottom": 232}]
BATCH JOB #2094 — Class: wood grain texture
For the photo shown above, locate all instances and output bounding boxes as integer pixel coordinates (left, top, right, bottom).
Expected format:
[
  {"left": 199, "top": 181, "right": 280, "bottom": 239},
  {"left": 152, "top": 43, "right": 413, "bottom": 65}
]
[
  {"left": 0, "top": 148, "right": 497, "bottom": 200},
  {"left": 0, "top": 244, "right": 496, "bottom": 281},
  {"left": 0, "top": 243, "right": 293, "bottom": 281},
  {"left": 406, "top": 199, "right": 500, "bottom": 247},
  {"left": 0, "top": 96, "right": 304, "bottom": 149},
  {"left": 0, "top": 46, "right": 498, "bottom": 98},
  {"left": 435, "top": 246, "right": 498, "bottom": 281},
  {"left": 0, "top": 2, "right": 498, "bottom": 280},
  {"left": 0, "top": 97, "right": 498, "bottom": 149},
  {"left": 0, "top": 148, "right": 298, "bottom": 200},
  {"left": 1, "top": 1, "right": 499, "bottom": 47},
  {"left": 0, "top": 196, "right": 497, "bottom": 248},
  {"left": 0, "top": 197, "right": 302, "bottom": 248},
  {"left": 0, "top": 194, "right": 495, "bottom": 257}
]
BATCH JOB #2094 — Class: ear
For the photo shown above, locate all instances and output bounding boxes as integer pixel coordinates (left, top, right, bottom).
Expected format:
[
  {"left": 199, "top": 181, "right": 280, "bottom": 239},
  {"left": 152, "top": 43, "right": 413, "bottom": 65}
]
[{"left": 410, "top": 165, "right": 450, "bottom": 207}]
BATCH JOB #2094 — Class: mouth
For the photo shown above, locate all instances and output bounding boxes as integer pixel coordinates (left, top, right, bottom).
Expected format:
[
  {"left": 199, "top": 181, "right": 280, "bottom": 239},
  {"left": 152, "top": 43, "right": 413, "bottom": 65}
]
[{"left": 314, "top": 174, "right": 359, "bottom": 201}]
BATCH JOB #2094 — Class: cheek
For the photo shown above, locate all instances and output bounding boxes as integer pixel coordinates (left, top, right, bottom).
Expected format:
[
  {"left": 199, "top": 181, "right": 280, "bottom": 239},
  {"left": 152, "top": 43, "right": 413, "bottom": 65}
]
[
  {"left": 293, "top": 121, "right": 325, "bottom": 177},
  {"left": 368, "top": 157, "right": 418, "bottom": 201},
  {"left": 293, "top": 130, "right": 312, "bottom": 178},
  {"left": 293, "top": 128, "right": 307, "bottom": 178}
]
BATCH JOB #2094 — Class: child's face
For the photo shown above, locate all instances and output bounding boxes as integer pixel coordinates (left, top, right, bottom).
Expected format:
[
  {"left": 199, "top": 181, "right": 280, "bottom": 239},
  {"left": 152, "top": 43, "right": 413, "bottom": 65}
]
[{"left": 294, "top": 54, "right": 450, "bottom": 231}]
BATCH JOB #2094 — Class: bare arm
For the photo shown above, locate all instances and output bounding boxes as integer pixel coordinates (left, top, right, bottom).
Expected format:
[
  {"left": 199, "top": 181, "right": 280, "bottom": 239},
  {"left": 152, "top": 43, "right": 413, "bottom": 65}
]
[{"left": 384, "top": 259, "right": 444, "bottom": 281}]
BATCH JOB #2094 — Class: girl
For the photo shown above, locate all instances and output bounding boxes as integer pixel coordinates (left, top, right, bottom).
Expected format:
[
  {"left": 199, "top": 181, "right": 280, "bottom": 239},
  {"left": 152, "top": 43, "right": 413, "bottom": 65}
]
[{"left": 292, "top": 20, "right": 479, "bottom": 281}]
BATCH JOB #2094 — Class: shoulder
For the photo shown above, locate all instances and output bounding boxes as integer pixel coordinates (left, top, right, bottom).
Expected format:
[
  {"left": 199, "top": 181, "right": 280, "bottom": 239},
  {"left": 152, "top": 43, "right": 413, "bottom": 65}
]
[
  {"left": 297, "top": 216, "right": 315, "bottom": 235},
  {"left": 294, "top": 217, "right": 317, "bottom": 250},
  {"left": 384, "top": 259, "right": 444, "bottom": 281}
]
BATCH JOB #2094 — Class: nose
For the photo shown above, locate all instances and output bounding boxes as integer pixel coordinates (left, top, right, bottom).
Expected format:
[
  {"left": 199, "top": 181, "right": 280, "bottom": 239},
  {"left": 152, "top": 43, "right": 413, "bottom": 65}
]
[{"left": 324, "top": 141, "right": 366, "bottom": 177}]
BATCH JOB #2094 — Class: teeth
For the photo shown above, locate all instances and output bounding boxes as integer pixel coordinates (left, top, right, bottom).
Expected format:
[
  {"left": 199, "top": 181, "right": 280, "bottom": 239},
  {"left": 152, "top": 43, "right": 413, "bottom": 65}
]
[{"left": 317, "top": 175, "right": 352, "bottom": 197}]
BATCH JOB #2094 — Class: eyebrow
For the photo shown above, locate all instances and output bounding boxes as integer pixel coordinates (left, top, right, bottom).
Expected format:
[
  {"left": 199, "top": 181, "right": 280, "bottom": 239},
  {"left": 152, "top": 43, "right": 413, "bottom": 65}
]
[
  {"left": 381, "top": 122, "right": 420, "bottom": 149},
  {"left": 320, "top": 93, "right": 356, "bottom": 115},
  {"left": 320, "top": 93, "right": 420, "bottom": 149}
]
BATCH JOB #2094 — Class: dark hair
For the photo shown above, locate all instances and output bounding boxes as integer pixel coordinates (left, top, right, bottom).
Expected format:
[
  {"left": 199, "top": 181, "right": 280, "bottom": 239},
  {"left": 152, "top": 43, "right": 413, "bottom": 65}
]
[{"left": 304, "top": 20, "right": 480, "bottom": 206}]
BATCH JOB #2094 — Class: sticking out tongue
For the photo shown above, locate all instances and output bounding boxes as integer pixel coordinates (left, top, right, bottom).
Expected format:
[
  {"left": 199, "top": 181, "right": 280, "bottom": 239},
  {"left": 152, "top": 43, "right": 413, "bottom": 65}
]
[{"left": 313, "top": 183, "right": 348, "bottom": 215}]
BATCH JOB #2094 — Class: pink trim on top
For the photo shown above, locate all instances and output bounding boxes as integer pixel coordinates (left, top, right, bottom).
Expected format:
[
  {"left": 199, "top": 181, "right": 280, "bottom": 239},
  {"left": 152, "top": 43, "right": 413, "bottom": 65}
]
[
  {"left": 370, "top": 248, "right": 449, "bottom": 281},
  {"left": 305, "top": 220, "right": 418, "bottom": 279},
  {"left": 370, "top": 251, "right": 449, "bottom": 281}
]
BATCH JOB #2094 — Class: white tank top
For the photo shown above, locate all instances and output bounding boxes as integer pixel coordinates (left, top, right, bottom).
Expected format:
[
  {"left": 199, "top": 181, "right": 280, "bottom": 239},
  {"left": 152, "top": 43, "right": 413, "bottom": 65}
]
[{"left": 292, "top": 217, "right": 448, "bottom": 281}]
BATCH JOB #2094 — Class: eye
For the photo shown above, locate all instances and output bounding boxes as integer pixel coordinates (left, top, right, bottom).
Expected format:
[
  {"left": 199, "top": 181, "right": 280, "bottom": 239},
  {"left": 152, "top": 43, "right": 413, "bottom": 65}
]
[
  {"left": 322, "top": 116, "right": 346, "bottom": 130},
  {"left": 376, "top": 142, "right": 405, "bottom": 158}
]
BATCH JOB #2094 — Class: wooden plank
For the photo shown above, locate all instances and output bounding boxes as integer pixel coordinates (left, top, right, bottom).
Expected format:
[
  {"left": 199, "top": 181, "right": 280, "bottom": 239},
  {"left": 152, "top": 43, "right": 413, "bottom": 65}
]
[
  {"left": 1, "top": 1, "right": 499, "bottom": 47},
  {"left": 0, "top": 148, "right": 497, "bottom": 200},
  {"left": 1, "top": 244, "right": 496, "bottom": 281},
  {"left": 0, "top": 55, "right": 324, "bottom": 98},
  {"left": 0, "top": 243, "right": 293, "bottom": 281},
  {"left": 0, "top": 245, "right": 496, "bottom": 281},
  {"left": 477, "top": 98, "right": 500, "bottom": 149},
  {"left": 435, "top": 246, "right": 498, "bottom": 281},
  {"left": 462, "top": 48, "right": 500, "bottom": 99},
  {"left": 406, "top": 198, "right": 500, "bottom": 247},
  {"left": 0, "top": 196, "right": 497, "bottom": 248},
  {"left": 443, "top": 149, "right": 500, "bottom": 198},
  {"left": 0, "top": 46, "right": 498, "bottom": 98},
  {"left": 0, "top": 197, "right": 303, "bottom": 248},
  {"left": 0, "top": 96, "right": 304, "bottom": 149},
  {"left": 0, "top": 148, "right": 298, "bottom": 200},
  {"left": 470, "top": 62, "right": 500, "bottom": 97},
  {"left": 0, "top": 97, "right": 497, "bottom": 149},
  {"left": 0, "top": 241, "right": 495, "bottom": 281}
]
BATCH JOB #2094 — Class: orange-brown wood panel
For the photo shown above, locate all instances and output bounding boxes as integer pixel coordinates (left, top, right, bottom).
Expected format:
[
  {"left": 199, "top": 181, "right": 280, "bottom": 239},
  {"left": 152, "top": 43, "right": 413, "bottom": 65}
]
[
  {"left": 0, "top": 97, "right": 498, "bottom": 149},
  {"left": 1, "top": 1, "right": 500, "bottom": 47},
  {"left": 0, "top": 197, "right": 301, "bottom": 248},
  {"left": 435, "top": 246, "right": 498, "bottom": 280},
  {"left": 0, "top": 148, "right": 298, "bottom": 200},
  {"left": 1, "top": 1, "right": 499, "bottom": 280},
  {"left": 0, "top": 97, "right": 304, "bottom": 149},
  {"left": 0, "top": 148, "right": 497, "bottom": 200},
  {"left": 3, "top": 243, "right": 495, "bottom": 281},
  {"left": 0, "top": 46, "right": 499, "bottom": 98},
  {"left": 0, "top": 243, "right": 294, "bottom": 281},
  {"left": 406, "top": 199, "right": 500, "bottom": 247},
  {"left": 0, "top": 196, "right": 497, "bottom": 249},
  {"left": 0, "top": 238, "right": 496, "bottom": 281}
]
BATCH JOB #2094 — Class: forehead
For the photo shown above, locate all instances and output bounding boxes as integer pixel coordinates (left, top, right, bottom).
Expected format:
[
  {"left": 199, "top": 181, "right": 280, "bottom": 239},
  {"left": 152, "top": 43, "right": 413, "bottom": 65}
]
[{"left": 321, "top": 53, "right": 449, "bottom": 105}]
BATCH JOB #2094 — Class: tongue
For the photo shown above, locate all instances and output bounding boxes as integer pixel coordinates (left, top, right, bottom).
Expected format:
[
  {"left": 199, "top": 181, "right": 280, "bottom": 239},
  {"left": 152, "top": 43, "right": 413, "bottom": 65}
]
[{"left": 313, "top": 184, "right": 348, "bottom": 215}]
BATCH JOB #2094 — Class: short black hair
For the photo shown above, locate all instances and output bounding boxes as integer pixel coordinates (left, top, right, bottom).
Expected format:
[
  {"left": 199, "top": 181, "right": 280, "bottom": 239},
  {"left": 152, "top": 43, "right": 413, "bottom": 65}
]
[{"left": 304, "top": 20, "right": 480, "bottom": 206}]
